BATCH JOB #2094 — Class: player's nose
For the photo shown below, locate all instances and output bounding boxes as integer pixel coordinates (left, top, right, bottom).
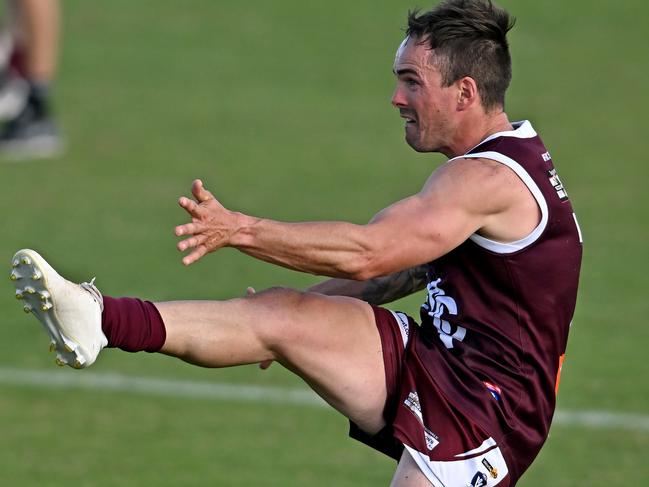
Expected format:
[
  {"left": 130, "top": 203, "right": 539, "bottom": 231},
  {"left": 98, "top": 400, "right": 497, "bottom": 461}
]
[{"left": 391, "top": 86, "right": 407, "bottom": 108}]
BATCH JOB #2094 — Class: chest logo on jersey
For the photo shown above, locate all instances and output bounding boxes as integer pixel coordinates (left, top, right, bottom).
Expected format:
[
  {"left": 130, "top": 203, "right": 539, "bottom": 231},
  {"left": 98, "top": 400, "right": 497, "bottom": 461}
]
[
  {"left": 422, "top": 278, "right": 466, "bottom": 349},
  {"left": 548, "top": 168, "right": 569, "bottom": 201}
]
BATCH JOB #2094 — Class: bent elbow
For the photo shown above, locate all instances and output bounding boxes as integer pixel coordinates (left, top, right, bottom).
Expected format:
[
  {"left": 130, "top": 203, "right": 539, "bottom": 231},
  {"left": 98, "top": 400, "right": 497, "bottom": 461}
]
[
  {"left": 350, "top": 268, "right": 381, "bottom": 281},
  {"left": 342, "top": 252, "right": 386, "bottom": 281}
]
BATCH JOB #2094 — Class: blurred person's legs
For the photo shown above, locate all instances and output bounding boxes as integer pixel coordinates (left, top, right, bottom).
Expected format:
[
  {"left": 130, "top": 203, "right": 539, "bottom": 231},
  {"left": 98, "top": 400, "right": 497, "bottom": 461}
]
[
  {"left": 0, "top": 26, "right": 27, "bottom": 120},
  {"left": 0, "top": 0, "right": 62, "bottom": 160}
]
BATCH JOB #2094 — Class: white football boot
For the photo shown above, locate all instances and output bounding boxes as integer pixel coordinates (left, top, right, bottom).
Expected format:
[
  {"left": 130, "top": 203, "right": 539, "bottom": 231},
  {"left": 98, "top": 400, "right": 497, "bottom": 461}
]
[{"left": 10, "top": 249, "right": 107, "bottom": 369}]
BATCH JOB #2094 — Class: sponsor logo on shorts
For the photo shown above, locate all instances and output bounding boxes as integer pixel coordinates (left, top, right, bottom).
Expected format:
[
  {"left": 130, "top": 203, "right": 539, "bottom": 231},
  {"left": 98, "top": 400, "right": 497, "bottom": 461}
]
[
  {"left": 482, "top": 458, "right": 498, "bottom": 479},
  {"left": 404, "top": 392, "right": 441, "bottom": 451},
  {"left": 468, "top": 471, "right": 488, "bottom": 487},
  {"left": 395, "top": 312, "right": 410, "bottom": 339},
  {"left": 404, "top": 391, "right": 422, "bottom": 419},
  {"left": 424, "top": 427, "right": 440, "bottom": 451}
]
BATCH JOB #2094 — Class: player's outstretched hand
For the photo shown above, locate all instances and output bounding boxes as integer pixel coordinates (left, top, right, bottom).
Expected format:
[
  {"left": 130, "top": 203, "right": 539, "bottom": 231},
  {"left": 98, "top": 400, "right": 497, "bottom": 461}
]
[{"left": 175, "top": 179, "right": 239, "bottom": 266}]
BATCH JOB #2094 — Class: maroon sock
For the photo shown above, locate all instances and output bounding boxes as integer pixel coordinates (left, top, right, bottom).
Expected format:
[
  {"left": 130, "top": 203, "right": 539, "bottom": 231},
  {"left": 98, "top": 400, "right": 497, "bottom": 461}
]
[{"left": 101, "top": 296, "right": 167, "bottom": 352}]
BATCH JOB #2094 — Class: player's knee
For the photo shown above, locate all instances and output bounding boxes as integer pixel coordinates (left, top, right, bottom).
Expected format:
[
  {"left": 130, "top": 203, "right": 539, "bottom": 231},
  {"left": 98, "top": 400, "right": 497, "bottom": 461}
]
[
  {"left": 255, "top": 286, "right": 306, "bottom": 313},
  {"left": 249, "top": 287, "right": 321, "bottom": 350}
]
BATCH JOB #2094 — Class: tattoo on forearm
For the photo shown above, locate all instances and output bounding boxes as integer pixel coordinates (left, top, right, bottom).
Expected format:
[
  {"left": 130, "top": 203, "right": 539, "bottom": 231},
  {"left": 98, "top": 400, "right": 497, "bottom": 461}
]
[{"left": 360, "top": 265, "right": 428, "bottom": 305}]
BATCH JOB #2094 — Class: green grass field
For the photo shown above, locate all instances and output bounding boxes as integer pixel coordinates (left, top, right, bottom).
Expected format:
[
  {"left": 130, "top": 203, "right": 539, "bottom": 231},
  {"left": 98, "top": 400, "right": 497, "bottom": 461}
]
[{"left": 1, "top": 0, "right": 647, "bottom": 485}]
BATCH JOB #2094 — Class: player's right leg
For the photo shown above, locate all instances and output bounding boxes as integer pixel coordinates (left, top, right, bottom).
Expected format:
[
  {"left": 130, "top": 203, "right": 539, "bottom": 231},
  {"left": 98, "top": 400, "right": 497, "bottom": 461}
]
[
  {"left": 10, "top": 248, "right": 388, "bottom": 435},
  {"left": 152, "top": 287, "right": 387, "bottom": 433},
  {"left": 10, "top": 249, "right": 106, "bottom": 368}
]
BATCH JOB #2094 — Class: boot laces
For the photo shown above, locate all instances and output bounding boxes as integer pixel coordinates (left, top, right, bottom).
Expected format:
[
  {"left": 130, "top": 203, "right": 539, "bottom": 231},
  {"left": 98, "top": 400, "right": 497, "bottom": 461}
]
[{"left": 80, "top": 277, "right": 104, "bottom": 312}]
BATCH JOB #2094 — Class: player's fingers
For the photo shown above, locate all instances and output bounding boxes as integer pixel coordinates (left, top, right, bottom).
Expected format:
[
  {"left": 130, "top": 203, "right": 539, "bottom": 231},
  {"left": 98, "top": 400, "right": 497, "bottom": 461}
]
[
  {"left": 178, "top": 196, "right": 202, "bottom": 217},
  {"left": 177, "top": 235, "right": 206, "bottom": 252},
  {"left": 259, "top": 360, "right": 274, "bottom": 370},
  {"left": 182, "top": 246, "right": 208, "bottom": 266},
  {"left": 174, "top": 222, "right": 203, "bottom": 237},
  {"left": 192, "top": 179, "right": 215, "bottom": 203}
]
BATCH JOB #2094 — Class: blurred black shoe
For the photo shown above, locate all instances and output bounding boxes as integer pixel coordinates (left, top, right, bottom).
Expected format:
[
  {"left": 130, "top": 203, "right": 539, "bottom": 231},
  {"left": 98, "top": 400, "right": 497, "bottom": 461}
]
[{"left": 0, "top": 84, "right": 63, "bottom": 161}]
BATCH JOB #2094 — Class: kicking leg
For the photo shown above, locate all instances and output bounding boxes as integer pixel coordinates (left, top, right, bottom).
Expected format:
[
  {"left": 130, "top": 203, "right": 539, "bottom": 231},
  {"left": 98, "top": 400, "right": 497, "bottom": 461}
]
[
  {"left": 11, "top": 249, "right": 388, "bottom": 434},
  {"left": 156, "top": 287, "right": 387, "bottom": 433}
]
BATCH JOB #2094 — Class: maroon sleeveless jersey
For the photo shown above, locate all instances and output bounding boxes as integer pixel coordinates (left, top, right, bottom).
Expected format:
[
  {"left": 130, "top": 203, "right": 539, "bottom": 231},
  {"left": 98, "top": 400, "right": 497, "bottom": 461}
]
[{"left": 417, "top": 120, "right": 582, "bottom": 481}]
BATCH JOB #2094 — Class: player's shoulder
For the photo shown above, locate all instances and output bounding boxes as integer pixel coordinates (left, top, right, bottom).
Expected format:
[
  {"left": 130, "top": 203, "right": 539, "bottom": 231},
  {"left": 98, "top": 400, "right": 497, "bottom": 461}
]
[
  {"left": 422, "top": 155, "right": 530, "bottom": 215},
  {"left": 435, "top": 156, "right": 518, "bottom": 190},
  {"left": 446, "top": 156, "right": 510, "bottom": 175}
]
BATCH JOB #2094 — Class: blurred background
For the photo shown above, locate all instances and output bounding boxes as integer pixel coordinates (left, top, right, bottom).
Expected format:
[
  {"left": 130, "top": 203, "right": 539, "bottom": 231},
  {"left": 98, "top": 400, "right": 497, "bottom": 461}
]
[{"left": 0, "top": 0, "right": 647, "bottom": 485}]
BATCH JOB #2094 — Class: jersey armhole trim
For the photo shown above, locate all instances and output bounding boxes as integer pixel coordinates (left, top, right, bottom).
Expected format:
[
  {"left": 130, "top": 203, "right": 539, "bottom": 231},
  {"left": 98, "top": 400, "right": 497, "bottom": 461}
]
[{"left": 449, "top": 150, "right": 549, "bottom": 254}]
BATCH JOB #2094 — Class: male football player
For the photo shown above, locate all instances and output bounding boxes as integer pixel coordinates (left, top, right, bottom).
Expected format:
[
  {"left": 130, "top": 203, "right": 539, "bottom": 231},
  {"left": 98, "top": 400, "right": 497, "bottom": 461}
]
[{"left": 11, "top": 1, "right": 581, "bottom": 485}]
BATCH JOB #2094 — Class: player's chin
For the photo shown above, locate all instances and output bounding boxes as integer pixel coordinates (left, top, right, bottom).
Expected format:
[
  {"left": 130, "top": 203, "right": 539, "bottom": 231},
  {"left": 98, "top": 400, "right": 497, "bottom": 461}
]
[
  {"left": 405, "top": 135, "right": 428, "bottom": 153},
  {"left": 404, "top": 126, "right": 423, "bottom": 151},
  {"left": 405, "top": 132, "right": 438, "bottom": 153}
]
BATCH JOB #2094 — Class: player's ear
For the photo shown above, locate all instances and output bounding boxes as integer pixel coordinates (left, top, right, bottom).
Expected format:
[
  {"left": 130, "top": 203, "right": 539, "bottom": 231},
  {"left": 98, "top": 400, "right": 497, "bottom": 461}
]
[{"left": 456, "top": 76, "right": 479, "bottom": 111}]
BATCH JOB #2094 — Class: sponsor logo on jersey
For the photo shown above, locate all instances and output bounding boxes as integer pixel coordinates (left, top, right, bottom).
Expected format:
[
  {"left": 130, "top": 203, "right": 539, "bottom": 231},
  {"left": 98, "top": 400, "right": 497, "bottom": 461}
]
[
  {"left": 404, "top": 391, "right": 422, "bottom": 420},
  {"left": 482, "top": 458, "right": 499, "bottom": 479},
  {"left": 424, "top": 427, "right": 440, "bottom": 451},
  {"left": 422, "top": 278, "right": 466, "bottom": 349},
  {"left": 548, "top": 168, "right": 568, "bottom": 201},
  {"left": 468, "top": 471, "right": 488, "bottom": 487},
  {"left": 541, "top": 151, "right": 551, "bottom": 162}
]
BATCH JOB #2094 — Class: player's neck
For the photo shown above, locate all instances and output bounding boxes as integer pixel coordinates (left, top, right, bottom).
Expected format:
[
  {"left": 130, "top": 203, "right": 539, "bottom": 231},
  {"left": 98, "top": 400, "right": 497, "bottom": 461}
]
[{"left": 447, "top": 111, "right": 513, "bottom": 158}]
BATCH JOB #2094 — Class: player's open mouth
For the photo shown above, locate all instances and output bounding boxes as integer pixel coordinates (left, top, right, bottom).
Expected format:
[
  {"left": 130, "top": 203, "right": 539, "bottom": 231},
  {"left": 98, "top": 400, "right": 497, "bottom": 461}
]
[{"left": 400, "top": 113, "right": 417, "bottom": 124}]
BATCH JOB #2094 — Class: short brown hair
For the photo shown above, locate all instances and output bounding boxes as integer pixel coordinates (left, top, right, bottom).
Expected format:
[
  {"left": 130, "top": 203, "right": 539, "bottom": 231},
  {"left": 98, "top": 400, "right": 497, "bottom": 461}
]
[{"left": 407, "top": 0, "right": 515, "bottom": 110}]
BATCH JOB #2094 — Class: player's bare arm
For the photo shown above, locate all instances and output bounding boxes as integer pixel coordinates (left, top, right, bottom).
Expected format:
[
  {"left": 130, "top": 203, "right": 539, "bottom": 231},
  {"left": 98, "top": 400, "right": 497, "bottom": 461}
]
[
  {"left": 307, "top": 264, "right": 428, "bottom": 305},
  {"left": 175, "top": 157, "right": 539, "bottom": 277}
]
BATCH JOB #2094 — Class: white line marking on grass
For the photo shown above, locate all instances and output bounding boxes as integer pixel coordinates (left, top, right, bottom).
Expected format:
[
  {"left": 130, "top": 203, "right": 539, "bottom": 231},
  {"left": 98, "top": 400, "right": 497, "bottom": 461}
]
[
  {"left": 553, "top": 410, "right": 649, "bottom": 432},
  {"left": 0, "top": 367, "right": 327, "bottom": 407},
  {"left": 1, "top": 367, "right": 648, "bottom": 432}
]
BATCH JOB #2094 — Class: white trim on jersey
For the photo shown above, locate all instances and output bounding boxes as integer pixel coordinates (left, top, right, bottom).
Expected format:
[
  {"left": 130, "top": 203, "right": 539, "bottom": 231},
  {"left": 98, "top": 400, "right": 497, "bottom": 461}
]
[
  {"left": 405, "top": 442, "right": 509, "bottom": 487},
  {"left": 572, "top": 212, "right": 583, "bottom": 243},
  {"left": 461, "top": 120, "right": 537, "bottom": 155},
  {"left": 449, "top": 149, "right": 549, "bottom": 254},
  {"left": 445, "top": 120, "right": 548, "bottom": 253},
  {"left": 481, "top": 119, "right": 537, "bottom": 143}
]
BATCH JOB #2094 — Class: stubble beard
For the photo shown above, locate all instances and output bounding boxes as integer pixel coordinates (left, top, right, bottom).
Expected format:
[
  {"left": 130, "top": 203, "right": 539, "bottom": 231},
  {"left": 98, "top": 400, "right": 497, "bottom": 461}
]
[{"left": 406, "top": 124, "right": 438, "bottom": 153}]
